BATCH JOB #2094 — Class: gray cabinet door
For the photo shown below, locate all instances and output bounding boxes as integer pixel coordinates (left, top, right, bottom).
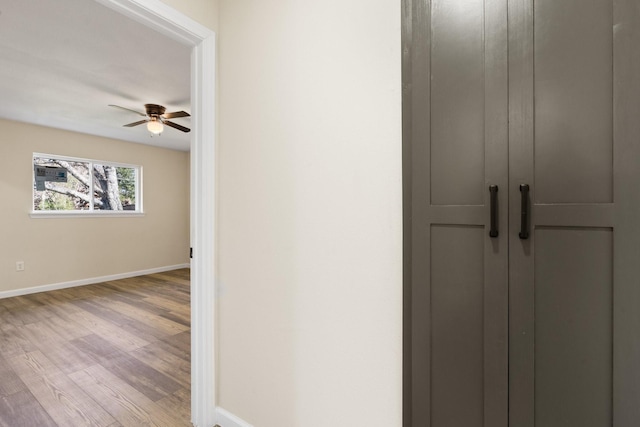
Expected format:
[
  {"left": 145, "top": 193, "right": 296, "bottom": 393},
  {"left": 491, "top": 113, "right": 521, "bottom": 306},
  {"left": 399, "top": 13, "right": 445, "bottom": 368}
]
[
  {"left": 404, "top": 0, "right": 640, "bottom": 426},
  {"left": 508, "top": 0, "right": 640, "bottom": 426},
  {"left": 405, "top": 0, "right": 509, "bottom": 425}
]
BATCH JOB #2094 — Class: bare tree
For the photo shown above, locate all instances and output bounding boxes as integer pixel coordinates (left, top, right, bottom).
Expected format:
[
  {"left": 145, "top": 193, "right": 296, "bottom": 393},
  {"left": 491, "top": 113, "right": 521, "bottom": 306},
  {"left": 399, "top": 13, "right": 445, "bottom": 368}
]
[
  {"left": 93, "top": 164, "right": 123, "bottom": 210},
  {"left": 42, "top": 161, "right": 123, "bottom": 210}
]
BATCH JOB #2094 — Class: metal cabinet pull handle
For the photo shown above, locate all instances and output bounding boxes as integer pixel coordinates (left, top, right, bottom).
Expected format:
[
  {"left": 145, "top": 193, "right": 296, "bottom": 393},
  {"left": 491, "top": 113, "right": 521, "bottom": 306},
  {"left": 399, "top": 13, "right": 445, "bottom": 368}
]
[
  {"left": 519, "top": 184, "right": 530, "bottom": 239},
  {"left": 489, "top": 185, "right": 499, "bottom": 238}
]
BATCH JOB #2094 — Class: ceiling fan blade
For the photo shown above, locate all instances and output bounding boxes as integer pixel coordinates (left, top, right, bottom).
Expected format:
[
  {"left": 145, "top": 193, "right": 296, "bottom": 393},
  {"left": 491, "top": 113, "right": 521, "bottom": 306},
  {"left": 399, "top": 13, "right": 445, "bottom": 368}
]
[
  {"left": 123, "top": 119, "right": 148, "bottom": 127},
  {"left": 109, "top": 104, "right": 147, "bottom": 117},
  {"left": 163, "top": 120, "right": 191, "bottom": 133},
  {"left": 163, "top": 111, "right": 190, "bottom": 119}
]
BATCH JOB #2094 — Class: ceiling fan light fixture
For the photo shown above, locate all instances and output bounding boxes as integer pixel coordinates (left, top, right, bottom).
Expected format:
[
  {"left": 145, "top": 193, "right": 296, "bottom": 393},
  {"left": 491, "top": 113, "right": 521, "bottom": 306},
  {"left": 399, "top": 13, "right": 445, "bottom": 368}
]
[
  {"left": 147, "top": 118, "right": 163, "bottom": 135},
  {"left": 111, "top": 104, "right": 190, "bottom": 133}
]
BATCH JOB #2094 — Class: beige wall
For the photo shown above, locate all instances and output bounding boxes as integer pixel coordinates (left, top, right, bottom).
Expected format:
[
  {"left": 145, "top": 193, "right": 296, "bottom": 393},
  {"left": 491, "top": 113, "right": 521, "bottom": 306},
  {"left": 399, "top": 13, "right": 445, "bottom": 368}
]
[
  {"left": 217, "top": 1, "right": 402, "bottom": 426},
  {"left": 160, "top": 0, "right": 219, "bottom": 31},
  {"left": 0, "top": 119, "right": 190, "bottom": 293}
]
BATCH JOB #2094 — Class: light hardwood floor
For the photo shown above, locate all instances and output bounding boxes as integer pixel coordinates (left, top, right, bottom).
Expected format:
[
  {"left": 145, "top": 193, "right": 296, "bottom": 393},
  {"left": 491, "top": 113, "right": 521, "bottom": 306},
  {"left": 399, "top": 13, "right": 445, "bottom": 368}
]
[{"left": 0, "top": 269, "right": 191, "bottom": 427}]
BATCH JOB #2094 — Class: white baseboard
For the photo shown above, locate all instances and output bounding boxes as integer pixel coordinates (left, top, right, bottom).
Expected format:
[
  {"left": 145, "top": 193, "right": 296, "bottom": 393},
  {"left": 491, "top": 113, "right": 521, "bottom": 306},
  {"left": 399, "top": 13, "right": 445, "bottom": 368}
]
[
  {"left": 0, "top": 264, "right": 190, "bottom": 299},
  {"left": 216, "top": 408, "right": 254, "bottom": 427}
]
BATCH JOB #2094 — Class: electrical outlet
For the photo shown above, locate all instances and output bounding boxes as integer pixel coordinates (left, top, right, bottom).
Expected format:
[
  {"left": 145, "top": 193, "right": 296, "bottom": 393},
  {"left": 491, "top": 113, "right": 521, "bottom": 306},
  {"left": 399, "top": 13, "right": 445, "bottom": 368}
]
[{"left": 16, "top": 261, "right": 24, "bottom": 272}]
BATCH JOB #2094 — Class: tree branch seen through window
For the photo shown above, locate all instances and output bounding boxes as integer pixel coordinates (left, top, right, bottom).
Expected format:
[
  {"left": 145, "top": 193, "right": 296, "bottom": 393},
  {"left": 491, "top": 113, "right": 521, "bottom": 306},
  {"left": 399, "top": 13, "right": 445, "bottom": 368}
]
[{"left": 33, "top": 155, "right": 140, "bottom": 213}]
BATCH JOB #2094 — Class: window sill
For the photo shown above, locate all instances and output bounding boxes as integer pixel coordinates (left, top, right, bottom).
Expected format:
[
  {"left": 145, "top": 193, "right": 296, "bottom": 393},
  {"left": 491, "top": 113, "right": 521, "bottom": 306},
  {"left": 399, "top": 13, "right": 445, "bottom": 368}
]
[{"left": 30, "top": 211, "right": 145, "bottom": 219}]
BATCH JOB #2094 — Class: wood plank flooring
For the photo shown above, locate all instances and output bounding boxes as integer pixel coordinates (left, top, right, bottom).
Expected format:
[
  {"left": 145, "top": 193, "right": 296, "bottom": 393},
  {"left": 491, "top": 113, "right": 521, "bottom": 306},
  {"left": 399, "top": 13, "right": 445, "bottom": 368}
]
[{"left": 0, "top": 269, "right": 191, "bottom": 427}]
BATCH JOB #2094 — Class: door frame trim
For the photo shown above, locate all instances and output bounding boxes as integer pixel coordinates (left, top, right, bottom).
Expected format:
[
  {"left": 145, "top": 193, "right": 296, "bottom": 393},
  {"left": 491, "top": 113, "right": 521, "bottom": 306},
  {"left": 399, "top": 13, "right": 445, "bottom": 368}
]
[{"left": 94, "top": 1, "right": 217, "bottom": 426}]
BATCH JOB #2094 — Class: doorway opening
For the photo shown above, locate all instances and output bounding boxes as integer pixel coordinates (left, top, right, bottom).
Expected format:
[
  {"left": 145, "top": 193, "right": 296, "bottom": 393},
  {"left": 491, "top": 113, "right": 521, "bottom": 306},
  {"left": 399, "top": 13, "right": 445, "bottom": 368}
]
[{"left": 94, "top": 1, "right": 217, "bottom": 425}]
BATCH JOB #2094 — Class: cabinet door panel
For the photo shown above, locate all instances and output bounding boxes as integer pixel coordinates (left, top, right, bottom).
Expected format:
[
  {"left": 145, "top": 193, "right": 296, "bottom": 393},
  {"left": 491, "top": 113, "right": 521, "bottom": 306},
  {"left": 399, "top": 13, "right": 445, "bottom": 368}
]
[
  {"left": 431, "top": 225, "right": 484, "bottom": 427},
  {"left": 534, "top": 0, "right": 613, "bottom": 204},
  {"left": 534, "top": 227, "right": 613, "bottom": 427},
  {"left": 407, "top": 0, "right": 509, "bottom": 426},
  {"left": 509, "top": 0, "right": 640, "bottom": 426},
  {"left": 430, "top": 0, "right": 485, "bottom": 206}
]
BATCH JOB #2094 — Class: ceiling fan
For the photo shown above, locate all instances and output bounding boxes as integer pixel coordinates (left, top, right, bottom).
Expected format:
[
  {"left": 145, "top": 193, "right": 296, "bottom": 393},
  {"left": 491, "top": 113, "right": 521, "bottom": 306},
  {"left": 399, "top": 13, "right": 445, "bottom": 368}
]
[{"left": 109, "top": 104, "right": 191, "bottom": 134}]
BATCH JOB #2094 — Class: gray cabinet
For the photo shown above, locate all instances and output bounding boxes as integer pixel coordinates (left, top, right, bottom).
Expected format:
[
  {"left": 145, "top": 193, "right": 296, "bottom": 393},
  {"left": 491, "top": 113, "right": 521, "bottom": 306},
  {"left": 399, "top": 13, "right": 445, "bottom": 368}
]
[{"left": 403, "top": 0, "right": 640, "bottom": 426}]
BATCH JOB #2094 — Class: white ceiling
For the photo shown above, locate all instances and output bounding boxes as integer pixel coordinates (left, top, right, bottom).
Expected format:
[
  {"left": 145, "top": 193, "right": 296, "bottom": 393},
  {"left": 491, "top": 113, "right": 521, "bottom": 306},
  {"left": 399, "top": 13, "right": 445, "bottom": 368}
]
[{"left": 0, "top": 0, "right": 192, "bottom": 151}]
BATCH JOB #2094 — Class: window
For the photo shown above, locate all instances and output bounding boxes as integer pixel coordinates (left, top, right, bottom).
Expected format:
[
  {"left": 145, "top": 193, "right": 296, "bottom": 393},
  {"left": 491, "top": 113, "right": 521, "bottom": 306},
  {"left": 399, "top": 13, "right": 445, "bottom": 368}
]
[{"left": 32, "top": 153, "right": 142, "bottom": 215}]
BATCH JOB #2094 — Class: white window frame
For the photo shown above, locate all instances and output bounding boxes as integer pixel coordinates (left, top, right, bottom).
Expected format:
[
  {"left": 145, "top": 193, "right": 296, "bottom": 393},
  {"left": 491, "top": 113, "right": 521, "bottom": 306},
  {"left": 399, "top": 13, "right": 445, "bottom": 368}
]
[{"left": 31, "top": 152, "right": 144, "bottom": 218}]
